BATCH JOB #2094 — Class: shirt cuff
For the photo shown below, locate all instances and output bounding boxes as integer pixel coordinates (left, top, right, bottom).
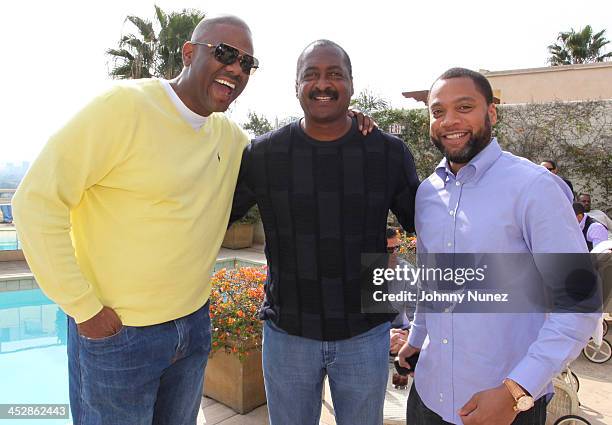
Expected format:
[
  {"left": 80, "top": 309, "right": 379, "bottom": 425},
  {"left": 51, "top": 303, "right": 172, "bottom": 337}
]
[{"left": 507, "top": 357, "right": 551, "bottom": 399}]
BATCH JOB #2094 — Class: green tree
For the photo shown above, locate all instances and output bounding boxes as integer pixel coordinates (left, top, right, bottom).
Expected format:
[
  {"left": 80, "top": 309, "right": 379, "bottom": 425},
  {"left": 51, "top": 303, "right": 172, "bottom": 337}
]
[
  {"left": 243, "top": 111, "right": 273, "bottom": 137},
  {"left": 106, "top": 5, "right": 205, "bottom": 79},
  {"left": 548, "top": 25, "right": 612, "bottom": 65},
  {"left": 350, "top": 89, "right": 389, "bottom": 114},
  {"left": 372, "top": 108, "right": 440, "bottom": 180},
  {"left": 154, "top": 6, "right": 205, "bottom": 79}
]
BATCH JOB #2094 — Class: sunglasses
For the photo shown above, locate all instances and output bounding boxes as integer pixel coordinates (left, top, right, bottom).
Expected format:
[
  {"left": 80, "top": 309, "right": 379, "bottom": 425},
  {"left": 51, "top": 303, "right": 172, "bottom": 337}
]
[{"left": 191, "top": 42, "right": 259, "bottom": 75}]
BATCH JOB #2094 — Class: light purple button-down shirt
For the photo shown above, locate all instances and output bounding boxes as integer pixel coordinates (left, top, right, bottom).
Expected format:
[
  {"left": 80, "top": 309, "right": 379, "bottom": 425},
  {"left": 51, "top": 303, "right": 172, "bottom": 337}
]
[{"left": 408, "top": 138, "right": 599, "bottom": 424}]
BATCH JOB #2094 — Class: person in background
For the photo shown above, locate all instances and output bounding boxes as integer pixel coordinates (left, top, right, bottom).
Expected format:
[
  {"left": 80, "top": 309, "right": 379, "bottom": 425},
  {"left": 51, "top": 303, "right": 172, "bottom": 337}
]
[
  {"left": 540, "top": 159, "right": 573, "bottom": 195},
  {"left": 387, "top": 228, "right": 413, "bottom": 354},
  {"left": 573, "top": 202, "right": 608, "bottom": 250},
  {"left": 578, "top": 193, "right": 612, "bottom": 239}
]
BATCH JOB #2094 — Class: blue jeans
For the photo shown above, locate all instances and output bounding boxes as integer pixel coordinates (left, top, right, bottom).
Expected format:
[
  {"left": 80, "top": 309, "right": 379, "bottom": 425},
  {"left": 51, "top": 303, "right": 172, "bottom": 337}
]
[
  {"left": 0, "top": 204, "right": 12, "bottom": 222},
  {"left": 67, "top": 302, "right": 211, "bottom": 425},
  {"left": 263, "top": 320, "right": 390, "bottom": 425}
]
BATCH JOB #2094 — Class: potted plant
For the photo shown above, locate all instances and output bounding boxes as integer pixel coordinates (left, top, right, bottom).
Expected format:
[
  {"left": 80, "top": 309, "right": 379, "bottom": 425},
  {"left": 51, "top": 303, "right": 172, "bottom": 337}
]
[
  {"left": 222, "top": 206, "right": 260, "bottom": 249},
  {"left": 204, "top": 266, "right": 267, "bottom": 414}
]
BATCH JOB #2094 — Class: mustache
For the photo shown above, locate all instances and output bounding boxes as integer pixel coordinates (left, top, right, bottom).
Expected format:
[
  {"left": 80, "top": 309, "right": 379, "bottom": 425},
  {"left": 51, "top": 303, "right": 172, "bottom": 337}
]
[{"left": 308, "top": 88, "right": 338, "bottom": 100}]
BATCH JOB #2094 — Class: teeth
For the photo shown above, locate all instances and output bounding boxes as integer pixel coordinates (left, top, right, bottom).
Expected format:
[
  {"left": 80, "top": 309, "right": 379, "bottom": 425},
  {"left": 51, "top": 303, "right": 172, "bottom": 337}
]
[
  {"left": 215, "top": 79, "right": 235, "bottom": 90},
  {"left": 315, "top": 96, "right": 332, "bottom": 101},
  {"left": 445, "top": 132, "right": 467, "bottom": 139}
]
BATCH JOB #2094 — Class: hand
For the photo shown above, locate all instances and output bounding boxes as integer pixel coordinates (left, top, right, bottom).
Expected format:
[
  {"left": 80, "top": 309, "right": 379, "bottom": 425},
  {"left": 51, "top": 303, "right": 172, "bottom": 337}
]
[
  {"left": 458, "top": 384, "right": 518, "bottom": 425},
  {"left": 348, "top": 109, "right": 377, "bottom": 135},
  {"left": 77, "top": 306, "right": 123, "bottom": 339},
  {"left": 390, "top": 328, "right": 408, "bottom": 354},
  {"left": 397, "top": 341, "right": 420, "bottom": 375}
]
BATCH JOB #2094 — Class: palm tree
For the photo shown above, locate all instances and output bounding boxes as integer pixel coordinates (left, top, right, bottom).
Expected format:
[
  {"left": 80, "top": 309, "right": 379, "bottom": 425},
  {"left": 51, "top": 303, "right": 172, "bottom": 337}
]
[
  {"left": 155, "top": 6, "right": 205, "bottom": 79},
  {"left": 106, "top": 16, "right": 156, "bottom": 79},
  {"left": 349, "top": 89, "right": 389, "bottom": 114},
  {"left": 548, "top": 26, "right": 612, "bottom": 66},
  {"left": 106, "top": 5, "right": 205, "bottom": 79}
]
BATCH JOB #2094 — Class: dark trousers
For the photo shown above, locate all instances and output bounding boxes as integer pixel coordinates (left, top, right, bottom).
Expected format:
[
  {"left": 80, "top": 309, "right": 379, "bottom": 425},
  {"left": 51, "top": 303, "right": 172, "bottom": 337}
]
[{"left": 407, "top": 385, "right": 547, "bottom": 425}]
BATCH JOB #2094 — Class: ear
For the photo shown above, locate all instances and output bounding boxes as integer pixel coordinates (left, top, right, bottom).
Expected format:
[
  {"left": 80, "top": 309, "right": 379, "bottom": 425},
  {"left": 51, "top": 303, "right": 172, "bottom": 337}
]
[
  {"left": 182, "top": 41, "right": 194, "bottom": 66},
  {"left": 295, "top": 80, "right": 299, "bottom": 98},
  {"left": 488, "top": 103, "right": 497, "bottom": 126},
  {"left": 349, "top": 78, "right": 354, "bottom": 98}
]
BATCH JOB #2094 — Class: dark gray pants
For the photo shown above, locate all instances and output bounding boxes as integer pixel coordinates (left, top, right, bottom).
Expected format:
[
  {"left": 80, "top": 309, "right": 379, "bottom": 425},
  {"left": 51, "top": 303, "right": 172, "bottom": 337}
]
[{"left": 406, "top": 385, "right": 547, "bottom": 425}]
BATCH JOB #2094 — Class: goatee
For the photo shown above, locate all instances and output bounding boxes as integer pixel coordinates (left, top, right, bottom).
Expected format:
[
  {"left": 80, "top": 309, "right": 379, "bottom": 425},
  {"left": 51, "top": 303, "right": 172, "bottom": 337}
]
[{"left": 431, "top": 114, "right": 492, "bottom": 165}]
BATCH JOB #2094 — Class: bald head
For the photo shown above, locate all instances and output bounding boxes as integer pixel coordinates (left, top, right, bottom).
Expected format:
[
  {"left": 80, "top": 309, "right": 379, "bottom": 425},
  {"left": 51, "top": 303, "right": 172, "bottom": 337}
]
[{"left": 191, "top": 15, "right": 251, "bottom": 42}]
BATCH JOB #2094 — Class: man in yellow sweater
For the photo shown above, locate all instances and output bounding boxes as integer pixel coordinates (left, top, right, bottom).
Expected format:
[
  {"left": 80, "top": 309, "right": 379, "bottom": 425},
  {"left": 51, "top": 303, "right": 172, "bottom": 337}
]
[{"left": 13, "top": 15, "right": 255, "bottom": 425}]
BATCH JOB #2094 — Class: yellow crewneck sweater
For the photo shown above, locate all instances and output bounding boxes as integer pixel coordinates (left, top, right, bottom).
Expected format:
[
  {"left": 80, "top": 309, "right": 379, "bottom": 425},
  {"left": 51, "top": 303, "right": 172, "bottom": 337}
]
[{"left": 13, "top": 79, "right": 248, "bottom": 325}]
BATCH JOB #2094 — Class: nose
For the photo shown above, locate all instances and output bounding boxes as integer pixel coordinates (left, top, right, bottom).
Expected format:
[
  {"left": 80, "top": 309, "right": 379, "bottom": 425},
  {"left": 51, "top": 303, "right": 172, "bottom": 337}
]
[
  {"left": 313, "top": 74, "right": 332, "bottom": 91},
  {"left": 440, "top": 109, "right": 460, "bottom": 128},
  {"left": 222, "top": 60, "right": 244, "bottom": 79}
]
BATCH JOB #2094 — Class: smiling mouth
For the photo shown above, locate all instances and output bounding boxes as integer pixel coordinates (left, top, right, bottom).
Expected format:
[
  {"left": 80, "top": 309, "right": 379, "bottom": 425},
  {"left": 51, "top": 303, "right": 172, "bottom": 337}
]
[
  {"left": 443, "top": 131, "right": 469, "bottom": 141},
  {"left": 214, "top": 78, "right": 237, "bottom": 98},
  {"left": 309, "top": 91, "right": 339, "bottom": 102}
]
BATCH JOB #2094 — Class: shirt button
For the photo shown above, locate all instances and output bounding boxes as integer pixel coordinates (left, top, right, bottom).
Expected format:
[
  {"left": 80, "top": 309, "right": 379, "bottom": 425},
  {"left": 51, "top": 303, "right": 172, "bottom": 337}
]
[
  {"left": 442, "top": 338, "right": 448, "bottom": 344},
  {"left": 447, "top": 242, "right": 452, "bottom": 247},
  {"left": 449, "top": 210, "right": 454, "bottom": 216},
  {"left": 456, "top": 181, "right": 461, "bottom": 186},
  {"left": 444, "top": 308, "right": 451, "bottom": 313}
]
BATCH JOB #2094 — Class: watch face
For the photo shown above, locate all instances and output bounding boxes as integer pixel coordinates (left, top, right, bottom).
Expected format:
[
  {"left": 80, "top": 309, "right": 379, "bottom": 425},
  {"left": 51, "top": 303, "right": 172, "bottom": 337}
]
[{"left": 517, "top": 396, "right": 534, "bottom": 411}]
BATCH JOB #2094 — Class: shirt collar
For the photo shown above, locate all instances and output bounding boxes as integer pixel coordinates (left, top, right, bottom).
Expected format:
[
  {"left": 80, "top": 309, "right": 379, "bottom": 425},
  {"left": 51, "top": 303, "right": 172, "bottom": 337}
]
[
  {"left": 434, "top": 137, "right": 503, "bottom": 184},
  {"left": 579, "top": 213, "right": 587, "bottom": 230}
]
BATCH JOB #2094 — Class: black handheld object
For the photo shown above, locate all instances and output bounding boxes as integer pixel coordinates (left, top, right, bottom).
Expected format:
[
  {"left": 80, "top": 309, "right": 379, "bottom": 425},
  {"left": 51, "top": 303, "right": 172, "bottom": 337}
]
[{"left": 393, "top": 352, "right": 420, "bottom": 376}]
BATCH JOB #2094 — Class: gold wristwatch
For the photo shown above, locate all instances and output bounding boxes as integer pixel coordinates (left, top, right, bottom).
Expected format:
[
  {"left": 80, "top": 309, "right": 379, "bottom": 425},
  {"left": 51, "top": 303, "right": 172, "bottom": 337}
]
[{"left": 503, "top": 379, "right": 534, "bottom": 412}]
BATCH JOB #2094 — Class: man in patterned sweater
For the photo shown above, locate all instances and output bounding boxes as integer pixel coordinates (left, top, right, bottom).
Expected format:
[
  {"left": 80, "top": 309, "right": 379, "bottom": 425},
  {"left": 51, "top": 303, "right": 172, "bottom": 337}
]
[{"left": 230, "top": 39, "right": 420, "bottom": 425}]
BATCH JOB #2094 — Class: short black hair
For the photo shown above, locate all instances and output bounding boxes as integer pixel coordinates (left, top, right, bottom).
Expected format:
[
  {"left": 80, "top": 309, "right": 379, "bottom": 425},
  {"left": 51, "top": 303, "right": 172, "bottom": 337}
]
[
  {"left": 541, "top": 159, "right": 557, "bottom": 170},
  {"left": 573, "top": 202, "right": 586, "bottom": 215},
  {"left": 429, "top": 67, "right": 493, "bottom": 104},
  {"left": 386, "top": 228, "right": 398, "bottom": 239},
  {"left": 578, "top": 193, "right": 591, "bottom": 199},
  {"left": 296, "top": 39, "right": 352, "bottom": 78}
]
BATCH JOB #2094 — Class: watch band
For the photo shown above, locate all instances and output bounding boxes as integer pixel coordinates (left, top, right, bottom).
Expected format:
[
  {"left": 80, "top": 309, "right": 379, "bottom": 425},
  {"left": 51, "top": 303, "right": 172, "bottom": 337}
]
[
  {"left": 503, "top": 379, "right": 534, "bottom": 412},
  {"left": 503, "top": 378, "right": 526, "bottom": 400}
]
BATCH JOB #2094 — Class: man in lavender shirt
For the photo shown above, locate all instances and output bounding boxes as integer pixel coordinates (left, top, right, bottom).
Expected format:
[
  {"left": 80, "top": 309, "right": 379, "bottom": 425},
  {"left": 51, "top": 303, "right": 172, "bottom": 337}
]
[{"left": 398, "top": 68, "right": 599, "bottom": 425}]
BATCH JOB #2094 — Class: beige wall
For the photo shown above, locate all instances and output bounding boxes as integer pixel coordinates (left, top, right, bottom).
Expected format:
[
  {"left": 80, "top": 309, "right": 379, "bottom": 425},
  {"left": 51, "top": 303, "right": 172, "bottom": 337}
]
[{"left": 482, "top": 62, "right": 612, "bottom": 104}]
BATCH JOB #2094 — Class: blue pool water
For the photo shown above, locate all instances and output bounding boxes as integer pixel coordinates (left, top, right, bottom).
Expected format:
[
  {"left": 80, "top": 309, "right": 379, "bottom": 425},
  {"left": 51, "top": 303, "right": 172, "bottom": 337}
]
[
  {"left": 0, "top": 230, "right": 19, "bottom": 251},
  {"left": 0, "top": 289, "right": 70, "bottom": 425}
]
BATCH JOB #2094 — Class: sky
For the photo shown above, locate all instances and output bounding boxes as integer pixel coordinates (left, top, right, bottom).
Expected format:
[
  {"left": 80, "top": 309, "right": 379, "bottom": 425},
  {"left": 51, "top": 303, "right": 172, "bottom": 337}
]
[{"left": 1, "top": 0, "right": 611, "bottom": 162}]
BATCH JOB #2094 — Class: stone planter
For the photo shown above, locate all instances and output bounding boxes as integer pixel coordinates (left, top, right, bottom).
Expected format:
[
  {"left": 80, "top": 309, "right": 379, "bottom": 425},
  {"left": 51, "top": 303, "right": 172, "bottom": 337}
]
[
  {"left": 204, "top": 347, "right": 266, "bottom": 414},
  {"left": 222, "top": 223, "right": 255, "bottom": 249}
]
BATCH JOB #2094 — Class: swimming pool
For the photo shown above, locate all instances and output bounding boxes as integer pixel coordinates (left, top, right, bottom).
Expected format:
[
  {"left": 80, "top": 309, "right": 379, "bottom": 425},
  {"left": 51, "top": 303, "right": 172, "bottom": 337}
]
[
  {"left": 0, "top": 257, "right": 264, "bottom": 424},
  {"left": 0, "top": 289, "right": 69, "bottom": 425},
  {"left": 0, "top": 229, "right": 19, "bottom": 251}
]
